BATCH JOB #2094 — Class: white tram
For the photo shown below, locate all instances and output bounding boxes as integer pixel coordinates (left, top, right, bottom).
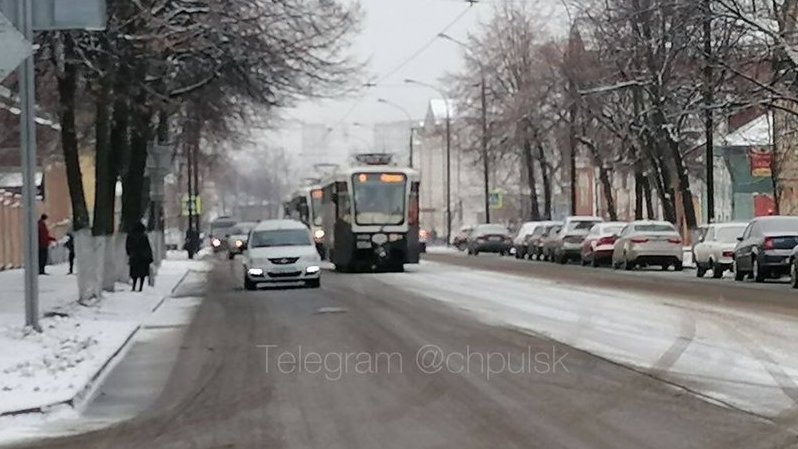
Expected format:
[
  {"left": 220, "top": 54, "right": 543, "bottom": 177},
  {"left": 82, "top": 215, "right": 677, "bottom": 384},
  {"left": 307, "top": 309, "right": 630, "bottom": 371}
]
[
  {"left": 284, "top": 184, "right": 326, "bottom": 255},
  {"left": 319, "top": 154, "right": 420, "bottom": 272}
]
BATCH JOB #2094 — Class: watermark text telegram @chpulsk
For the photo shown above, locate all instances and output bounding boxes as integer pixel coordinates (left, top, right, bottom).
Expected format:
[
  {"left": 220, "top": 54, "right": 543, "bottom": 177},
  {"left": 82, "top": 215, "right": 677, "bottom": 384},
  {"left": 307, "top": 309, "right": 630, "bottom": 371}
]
[{"left": 256, "top": 344, "right": 569, "bottom": 381}]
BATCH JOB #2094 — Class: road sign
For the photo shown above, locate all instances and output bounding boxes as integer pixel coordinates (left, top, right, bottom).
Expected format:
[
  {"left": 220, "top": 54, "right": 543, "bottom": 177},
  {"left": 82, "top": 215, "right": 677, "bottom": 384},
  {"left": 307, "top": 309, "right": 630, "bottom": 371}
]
[
  {"left": 181, "top": 195, "right": 202, "bottom": 217},
  {"left": 489, "top": 190, "right": 503, "bottom": 209},
  {"left": 0, "top": 11, "right": 30, "bottom": 81},
  {"left": 0, "top": 0, "right": 106, "bottom": 30}
]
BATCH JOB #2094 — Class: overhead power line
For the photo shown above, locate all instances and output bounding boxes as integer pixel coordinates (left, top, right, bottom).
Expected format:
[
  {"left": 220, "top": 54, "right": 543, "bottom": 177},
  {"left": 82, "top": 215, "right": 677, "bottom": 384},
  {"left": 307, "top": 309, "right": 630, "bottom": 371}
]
[{"left": 338, "top": 4, "right": 475, "bottom": 125}]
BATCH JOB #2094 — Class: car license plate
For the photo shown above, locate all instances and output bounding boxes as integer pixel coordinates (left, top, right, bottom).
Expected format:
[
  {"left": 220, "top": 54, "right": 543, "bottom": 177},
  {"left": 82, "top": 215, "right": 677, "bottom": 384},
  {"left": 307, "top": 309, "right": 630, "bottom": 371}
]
[
  {"left": 489, "top": 236, "right": 502, "bottom": 241},
  {"left": 272, "top": 265, "right": 296, "bottom": 273}
]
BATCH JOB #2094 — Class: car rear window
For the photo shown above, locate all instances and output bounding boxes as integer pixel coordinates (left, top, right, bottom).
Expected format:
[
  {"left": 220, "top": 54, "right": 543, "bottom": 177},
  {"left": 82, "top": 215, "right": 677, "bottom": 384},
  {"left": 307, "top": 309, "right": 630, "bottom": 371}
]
[
  {"left": 634, "top": 224, "right": 676, "bottom": 233},
  {"left": 568, "top": 220, "right": 601, "bottom": 231},
  {"left": 761, "top": 218, "right": 798, "bottom": 234},
  {"left": 476, "top": 225, "right": 509, "bottom": 236},
  {"left": 250, "top": 229, "right": 311, "bottom": 248},
  {"left": 602, "top": 225, "right": 624, "bottom": 235},
  {"left": 715, "top": 226, "right": 745, "bottom": 243}
]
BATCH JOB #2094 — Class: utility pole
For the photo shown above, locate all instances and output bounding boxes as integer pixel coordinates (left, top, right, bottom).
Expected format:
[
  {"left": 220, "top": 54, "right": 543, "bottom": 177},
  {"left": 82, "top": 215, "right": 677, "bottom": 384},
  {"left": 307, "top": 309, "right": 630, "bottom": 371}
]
[
  {"left": 567, "top": 25, "right": 580, "bottom": 216},
  {"left": 481, "top": 71, "right": 490, "bottom": 223},
  {"left": 568, "top": 92, "right": 578, "bottom": 216},
  {"left": 17, "top": 0, "right": 39, "bottom": 331},
  {"left": 445, "top": 109, "right": 452, "bottom": 245},
  {"left": 409, "top": 127, "right": 415, "bottom": 168},
  {"left": 438, "top": 32, "right": 491, "bottom": 225},
  {"left": 703, "top": 0, "right": 715, "bottom": 223}
]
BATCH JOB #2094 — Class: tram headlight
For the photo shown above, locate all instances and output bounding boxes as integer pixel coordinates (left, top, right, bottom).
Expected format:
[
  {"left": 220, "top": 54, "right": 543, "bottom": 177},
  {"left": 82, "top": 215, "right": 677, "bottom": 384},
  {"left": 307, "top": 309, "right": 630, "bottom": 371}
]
[
  {"left": 372, "top": 233, "right": 388, "bottom": 245},
  {"left": 388, "top": 233, "right": 403, "bottom": 242}
]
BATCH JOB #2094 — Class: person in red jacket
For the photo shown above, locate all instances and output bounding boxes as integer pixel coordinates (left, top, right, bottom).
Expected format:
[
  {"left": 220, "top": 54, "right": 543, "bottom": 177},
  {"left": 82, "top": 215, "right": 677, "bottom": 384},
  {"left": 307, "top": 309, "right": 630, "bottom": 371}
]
[{"left": 38, "top": 214, "right": 55, "bottom": 275}]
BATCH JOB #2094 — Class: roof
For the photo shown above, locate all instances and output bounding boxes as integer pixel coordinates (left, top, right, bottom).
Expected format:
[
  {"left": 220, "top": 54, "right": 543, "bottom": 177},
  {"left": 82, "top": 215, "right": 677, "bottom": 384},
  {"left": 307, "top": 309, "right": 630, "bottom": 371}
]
[
  {"left": 325, "top": 165, "right": 419, "bottom": 184},
  {"left": 254, "top": 219, "right": 308, "bottom": 231},
  {"left": 0, "top": 169, "right": 43, "bottom": 188},
  {"left": 425, "top": 99, "right": 458, "bottom": 126},
  {"left": 720, "top": 111, "right": 773, "bottom": 147}
]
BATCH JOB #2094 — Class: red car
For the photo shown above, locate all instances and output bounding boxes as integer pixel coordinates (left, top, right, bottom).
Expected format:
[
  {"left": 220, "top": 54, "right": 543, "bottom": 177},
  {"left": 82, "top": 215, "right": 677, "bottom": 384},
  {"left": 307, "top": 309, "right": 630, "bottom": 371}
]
[{"left": 581, "top": 222, "right": 626, "bottom": 267}]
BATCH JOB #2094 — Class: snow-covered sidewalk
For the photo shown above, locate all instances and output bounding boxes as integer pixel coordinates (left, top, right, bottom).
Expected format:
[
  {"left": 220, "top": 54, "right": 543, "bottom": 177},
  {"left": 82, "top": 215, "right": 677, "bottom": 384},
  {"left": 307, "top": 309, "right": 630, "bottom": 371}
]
[{"left": 0, "top": 254, "right": 210, "bottom": 416}]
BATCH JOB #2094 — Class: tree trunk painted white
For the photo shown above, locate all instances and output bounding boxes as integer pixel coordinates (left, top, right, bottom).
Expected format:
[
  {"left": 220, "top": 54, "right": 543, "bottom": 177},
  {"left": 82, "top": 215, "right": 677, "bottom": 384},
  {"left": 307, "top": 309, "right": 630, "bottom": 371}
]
[
  {"left": 114, "top": 233, "right": 130, "bottom": 284},
  {"left": 75, "top": 230, "right": 103, "bottom": 304},
  {"left": 101, "top": 235, "right": 116, "bottom": 292}
]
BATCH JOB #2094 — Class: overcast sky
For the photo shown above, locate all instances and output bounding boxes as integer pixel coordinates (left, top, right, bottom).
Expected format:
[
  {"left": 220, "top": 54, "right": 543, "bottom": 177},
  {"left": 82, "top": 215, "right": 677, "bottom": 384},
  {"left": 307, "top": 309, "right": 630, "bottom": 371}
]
[{"left": 288, "top": 0, "right": 566, "bottom": 127}]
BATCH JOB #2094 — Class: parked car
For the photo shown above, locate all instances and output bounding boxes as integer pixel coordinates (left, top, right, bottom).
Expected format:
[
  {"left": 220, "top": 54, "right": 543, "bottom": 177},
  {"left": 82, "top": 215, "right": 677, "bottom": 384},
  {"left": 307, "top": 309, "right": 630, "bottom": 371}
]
[
  {"left": 227, "top": 222, "right": 257, "bottom": 259},
  {"left": 550, "top": 216, "right": 604, "bottom": 264},
  {"left": 580, "top": 221, "right": 627, "bottom": 267},
  {"left": 733, "top": 216, "right": 798, "bottom": 283},
  {"left": 466, "top": 224, "right": 513, "bottom": 255},
  {"left": 452, "top": 225, "right": 474, "bottom": 251},
  {"left": 242, "top": 219, "right": 322, "bottom": 290},
  {"left": 526, "top": 222, "right": 562, "bottom": 260},
  {"left": 512, "top": 221, "right": 541, "bottom": 259},
  {"left": 693, "top": 222, "right": 747, "bottom": 278},
  {"left": 539, "top": 223, "right": 565, "bottom": 261},
  {"left": 612, "top": 221, "right": 683, "bottom": 271},
  {"left": 789, "top": 245, "right": 798, "bottom": 288}
]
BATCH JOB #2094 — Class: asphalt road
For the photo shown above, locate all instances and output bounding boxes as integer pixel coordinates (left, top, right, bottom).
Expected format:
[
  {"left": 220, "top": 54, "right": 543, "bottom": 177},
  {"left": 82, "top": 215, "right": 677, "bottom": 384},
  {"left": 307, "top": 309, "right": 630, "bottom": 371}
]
[
  {"left": 13, "top": 259, "right": 798, "bottom": 449},
  {"left": 425, "top": 250, "right": 798, "bottom": 315}
]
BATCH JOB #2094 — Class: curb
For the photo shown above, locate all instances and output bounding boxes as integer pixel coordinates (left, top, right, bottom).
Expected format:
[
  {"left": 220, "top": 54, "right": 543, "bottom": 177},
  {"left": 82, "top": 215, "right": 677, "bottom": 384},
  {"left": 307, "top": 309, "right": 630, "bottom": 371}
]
[{"left": 0, "top": 269, "right": 198, "bottom": 418}]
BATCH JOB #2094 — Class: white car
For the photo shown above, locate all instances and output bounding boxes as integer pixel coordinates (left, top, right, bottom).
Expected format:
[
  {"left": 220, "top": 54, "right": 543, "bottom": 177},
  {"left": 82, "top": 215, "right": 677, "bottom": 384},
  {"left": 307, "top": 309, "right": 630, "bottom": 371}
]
[
  {"left": 612, "top": 220, "right": 683, "bottom": 271},
  {"left": 243, "top": 219, "right": 322, "bottom": 290},
  {"left": 693, "top": 222, "right": 747, "bottom": 278}
]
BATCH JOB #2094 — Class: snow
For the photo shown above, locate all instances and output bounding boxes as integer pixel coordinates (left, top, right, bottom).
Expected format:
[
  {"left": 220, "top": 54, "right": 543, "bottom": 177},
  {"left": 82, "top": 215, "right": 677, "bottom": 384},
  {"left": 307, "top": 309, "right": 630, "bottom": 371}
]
[
  {"left": 0, "top": 254, "right": 210, "bottom": 416},
  {"left": 380, "top": 261, "right": 798, "bottom": 418}
]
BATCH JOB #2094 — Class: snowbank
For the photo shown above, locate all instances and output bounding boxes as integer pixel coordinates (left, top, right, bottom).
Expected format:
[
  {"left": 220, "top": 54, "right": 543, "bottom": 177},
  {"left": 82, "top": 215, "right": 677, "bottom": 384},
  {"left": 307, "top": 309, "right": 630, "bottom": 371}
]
[{"left": 0, "top": 255, "right": 210, "bottom": 416}]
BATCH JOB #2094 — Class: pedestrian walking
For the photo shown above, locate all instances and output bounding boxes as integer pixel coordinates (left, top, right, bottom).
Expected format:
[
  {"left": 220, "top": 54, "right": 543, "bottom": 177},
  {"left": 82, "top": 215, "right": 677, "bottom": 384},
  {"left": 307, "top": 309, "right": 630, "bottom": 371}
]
[
  {"left": 126, "top": 222, "right": 154, "bottom": 292},
  {"left": 37, "top": 214, "right": 55, "bottom": 275},
  {"left": 65, "top": 232, "right": 75, "bottom": 275}
]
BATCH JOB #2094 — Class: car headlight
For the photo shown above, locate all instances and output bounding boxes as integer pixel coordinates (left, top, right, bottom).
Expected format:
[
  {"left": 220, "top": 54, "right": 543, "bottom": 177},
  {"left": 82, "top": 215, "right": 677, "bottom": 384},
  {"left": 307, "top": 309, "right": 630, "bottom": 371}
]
[
  {"left": 211, "top": 238, "right": 221, "bottom": 247},
  {"left": 248, "top": 268, "right": 264, "bottom": 276},
  {"left": 235, "top": 240, "right": 244, "bottom": 248},
  {"left": 314, "top": 229, "right": 325, "bottom": 240},
  {"left": 306, "top": 265, "right": 320, "bottom": 274}
]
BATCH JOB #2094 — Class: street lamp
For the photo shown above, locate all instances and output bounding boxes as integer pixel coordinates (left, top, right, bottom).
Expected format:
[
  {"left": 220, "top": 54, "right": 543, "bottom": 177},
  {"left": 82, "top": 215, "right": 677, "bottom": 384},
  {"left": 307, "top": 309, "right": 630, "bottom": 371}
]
[
  {"left": 404, "top": 78, "right": 452, "bottom": 245},
  {"left": 377, "top": 98, "right": 417, "bottom": 168},
  {"left": 439, "top": 32, "right": 491, "bottom": 224}
]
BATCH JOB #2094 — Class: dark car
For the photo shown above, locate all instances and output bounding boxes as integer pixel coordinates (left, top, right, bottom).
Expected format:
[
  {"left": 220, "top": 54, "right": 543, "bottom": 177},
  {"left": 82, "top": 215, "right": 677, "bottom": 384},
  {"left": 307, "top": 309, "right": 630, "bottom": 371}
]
[
  {"left": 466, "top": 224, "right": 512, "bottom": 256},
  {"left": 527, "top": 222, "right": 562, "bottom": 261},
  {"left": 733, "top": 216, "right": 798, "bottom": 283}
]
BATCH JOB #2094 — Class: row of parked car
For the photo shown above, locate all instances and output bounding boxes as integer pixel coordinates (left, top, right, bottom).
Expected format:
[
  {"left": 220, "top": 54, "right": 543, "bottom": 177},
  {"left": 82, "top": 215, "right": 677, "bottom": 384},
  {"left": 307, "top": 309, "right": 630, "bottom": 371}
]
[{"left": 452, "top": 215, "right": 798, "bottom": 287}]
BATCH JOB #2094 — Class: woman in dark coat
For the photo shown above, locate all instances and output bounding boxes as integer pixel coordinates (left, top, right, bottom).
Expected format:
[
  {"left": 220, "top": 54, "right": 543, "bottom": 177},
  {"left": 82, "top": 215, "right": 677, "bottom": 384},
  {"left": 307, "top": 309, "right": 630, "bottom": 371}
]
[{"left": 126, "top": 222, "right": 154, "bottom": 292}]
